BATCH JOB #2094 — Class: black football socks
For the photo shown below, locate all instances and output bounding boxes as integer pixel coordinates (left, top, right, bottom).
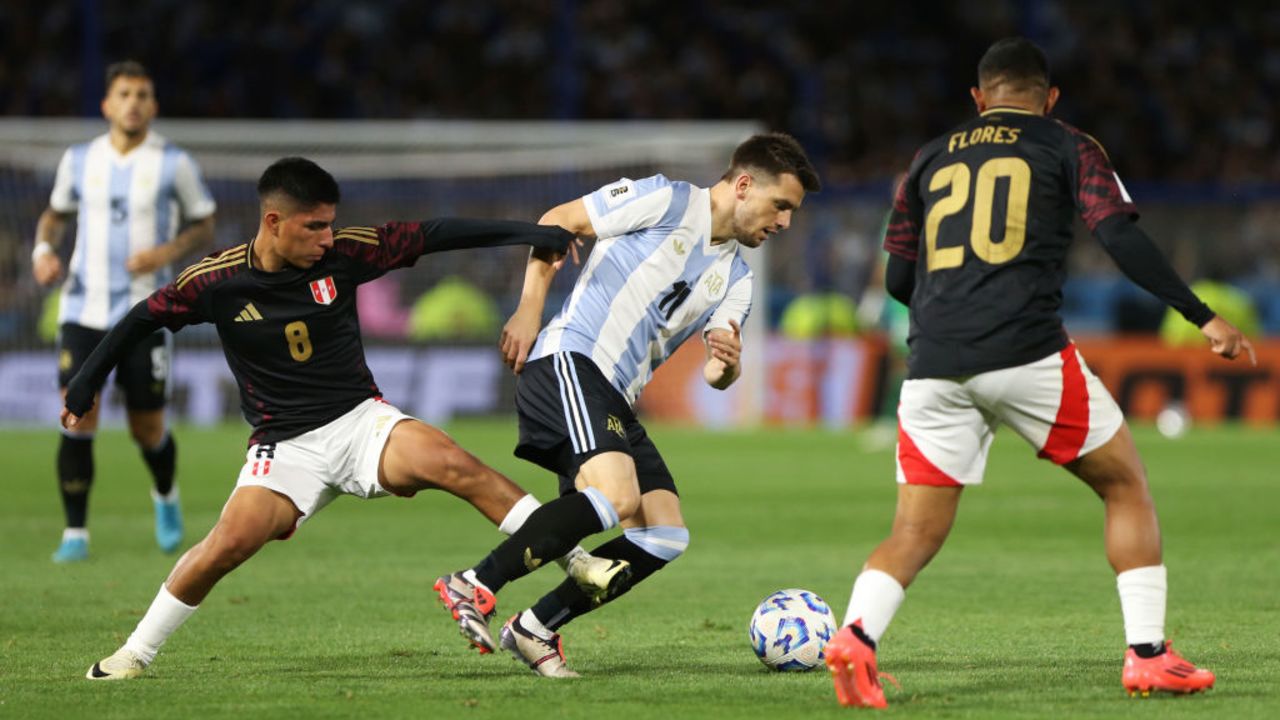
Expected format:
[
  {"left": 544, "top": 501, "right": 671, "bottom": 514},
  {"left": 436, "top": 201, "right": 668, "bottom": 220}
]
[
  {"left": 57, "top": 434, "right": 94, "bottom": 528},
  {"left": 473, "top": 492, "right": 611, "bottom": 593},
  {"left": 141, "top": 433, "right": 176, "bottom": 497},
  {"left": 1130, "top": 641, "right": 1167, "bottom": 658},
  {"left": 530, "top": 533, "right": 670, "bottom": 631}
]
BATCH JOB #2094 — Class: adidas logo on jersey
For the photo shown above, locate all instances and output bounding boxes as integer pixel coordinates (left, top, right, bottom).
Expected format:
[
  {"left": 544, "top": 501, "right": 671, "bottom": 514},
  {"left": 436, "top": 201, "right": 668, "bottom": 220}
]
[{"left": 234, "top": 303, "right": 264, "bottom": 322}]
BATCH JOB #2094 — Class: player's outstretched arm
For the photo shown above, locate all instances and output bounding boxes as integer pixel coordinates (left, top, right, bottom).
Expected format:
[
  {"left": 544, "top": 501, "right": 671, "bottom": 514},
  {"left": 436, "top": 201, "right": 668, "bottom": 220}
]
[
  {"left": 704, "top": 319, "right": 743, "bottom": 390},
  {"left": 1200, "top": 315, "right": 1257, "bottom": 365},
  {"left": 62, "top": 300, "right": 166, "bottom": 427}
]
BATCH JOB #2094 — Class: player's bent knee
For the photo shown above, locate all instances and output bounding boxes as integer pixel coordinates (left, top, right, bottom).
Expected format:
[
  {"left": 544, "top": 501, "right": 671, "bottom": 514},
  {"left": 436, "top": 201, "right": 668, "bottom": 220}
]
[{"left": 623, "top": 525, "right": 690, "bottom": 562}]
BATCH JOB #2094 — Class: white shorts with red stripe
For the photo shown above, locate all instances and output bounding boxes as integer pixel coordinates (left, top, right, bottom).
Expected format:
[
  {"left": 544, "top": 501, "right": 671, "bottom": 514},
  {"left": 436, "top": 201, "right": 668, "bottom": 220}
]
[
  {"left": 896, "top": 344, "right": 1123, "bottom": 486},
  {"left": 233, "top": 397, "right": 414, "bottom": 535}
]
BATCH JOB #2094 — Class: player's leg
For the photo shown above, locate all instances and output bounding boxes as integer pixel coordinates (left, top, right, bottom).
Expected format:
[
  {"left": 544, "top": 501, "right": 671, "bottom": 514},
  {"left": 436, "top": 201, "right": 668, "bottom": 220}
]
[
  {"left": 87, "top": 486, "right": 300, "bottom": 679},
  {"left": 434, "top": 353, "right": 640, "bottom": 652},
  {"left": 1001, "top": 345, "right": 1213, "bottom": 694},
  {"left": 503, "top": 486, "right": 687, "bottom": 677},
  {"left": 52, "top": 324, "right": 103, "bottom": 562},
  {"left": 378, "top": 418, "right": 532, "bottom": 524},
  {"left": 1066, "top": 425, "right": 1214, "bottom": 695},
  {"left": 120, "top": 331, "right": 183, "bottom": 553},
  {"left": 829, "top": 376, "right": 990, "bottom": 708},
  {"left": 465, "top": 451, "right": 637, "bottom": 595}
]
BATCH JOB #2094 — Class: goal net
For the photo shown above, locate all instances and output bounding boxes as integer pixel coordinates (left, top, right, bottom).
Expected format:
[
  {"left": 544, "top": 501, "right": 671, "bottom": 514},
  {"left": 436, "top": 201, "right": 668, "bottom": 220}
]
[{"left": 0, "top": 119, "right": 764, "bottom": 426}]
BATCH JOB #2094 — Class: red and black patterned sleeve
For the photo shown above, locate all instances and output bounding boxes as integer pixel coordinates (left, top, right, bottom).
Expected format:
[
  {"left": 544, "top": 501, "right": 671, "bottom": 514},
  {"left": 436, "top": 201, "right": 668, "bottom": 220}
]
[
  {"left": 1062, "top": 123, "right": 1138, "bottom": 231},
  {"left": 335, "top": 219, "right": 573, "bottom": 282},
  {"left": 883, "top": 157, "right": 923, "bottom": 261}
]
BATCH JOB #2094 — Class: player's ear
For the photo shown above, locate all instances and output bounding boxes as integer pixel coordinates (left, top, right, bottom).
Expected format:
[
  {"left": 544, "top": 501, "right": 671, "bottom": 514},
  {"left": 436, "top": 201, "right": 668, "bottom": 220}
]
[
  {"left": 263, "top": 209, "right": 283, "bottom": 236},
  {"left": 970, "top": 86, "right": 985, "bottom": 113},
  {"left": 734, "top": 172, "right": 752, "bottom": 199},
  {"left": 1044, "top": 86, "right": 1060, "bottom": 115}
]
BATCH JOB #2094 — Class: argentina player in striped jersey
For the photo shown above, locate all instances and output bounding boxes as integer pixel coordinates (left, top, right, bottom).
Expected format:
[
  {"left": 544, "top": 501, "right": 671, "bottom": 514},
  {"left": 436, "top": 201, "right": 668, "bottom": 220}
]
[
  {"left": 31, "top": 61, "right": 216, "bottom": 563},
  {"left": 435, "top": 134, "right": 821, "bottom": 676}
]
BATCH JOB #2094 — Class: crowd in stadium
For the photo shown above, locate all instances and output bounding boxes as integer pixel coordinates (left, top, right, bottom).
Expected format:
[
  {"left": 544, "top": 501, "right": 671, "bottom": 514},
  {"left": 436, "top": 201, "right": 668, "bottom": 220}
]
[{"left": 7, "top": 1, "right": 1280, "bottom": 184}]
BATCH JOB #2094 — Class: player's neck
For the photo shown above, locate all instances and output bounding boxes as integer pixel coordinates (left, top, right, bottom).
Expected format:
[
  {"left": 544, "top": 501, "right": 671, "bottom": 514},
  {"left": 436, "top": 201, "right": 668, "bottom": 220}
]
[
  {"left": 251, "top": 234, "right": 287, "bottom": 272},
  {"left": 708, "top": 181, "right": 735, "bottom": 244},
  {"left": 108, "top": 127, "right": 148, "bottom": 155}
]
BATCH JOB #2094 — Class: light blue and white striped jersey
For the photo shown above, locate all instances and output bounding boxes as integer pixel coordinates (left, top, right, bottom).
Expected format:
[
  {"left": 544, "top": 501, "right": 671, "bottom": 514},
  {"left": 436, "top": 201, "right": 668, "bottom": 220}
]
[
  {"left": 50, "top": 131, "right": 216, "bottom": 330},
  {"left": 530, "top": 175, "right": 753, "bottom": 405}
]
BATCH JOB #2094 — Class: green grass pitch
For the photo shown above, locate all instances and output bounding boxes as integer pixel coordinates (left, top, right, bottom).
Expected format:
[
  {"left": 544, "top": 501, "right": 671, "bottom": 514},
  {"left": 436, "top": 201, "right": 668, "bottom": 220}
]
[{"left": 1, "top": 419, "right": 1276, "bottom": 719}]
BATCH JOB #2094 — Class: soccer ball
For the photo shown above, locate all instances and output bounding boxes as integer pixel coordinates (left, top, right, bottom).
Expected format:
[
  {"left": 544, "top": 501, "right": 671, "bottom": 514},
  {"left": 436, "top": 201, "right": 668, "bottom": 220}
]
[{"left": 748, "top": 588, "right": 838, "bottom": 671}]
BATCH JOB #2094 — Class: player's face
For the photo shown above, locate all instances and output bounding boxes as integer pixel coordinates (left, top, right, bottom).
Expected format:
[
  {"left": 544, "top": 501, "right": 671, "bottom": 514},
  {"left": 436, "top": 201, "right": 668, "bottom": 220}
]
[
  {"left": 101, "top": 76, "right": 157, "bottom": 136},
  {"left": 275, "top": 204, "right": 337, "bottom": 269},
  {"left": 732, "top": 172, "right": 805, "bottom": 248}
]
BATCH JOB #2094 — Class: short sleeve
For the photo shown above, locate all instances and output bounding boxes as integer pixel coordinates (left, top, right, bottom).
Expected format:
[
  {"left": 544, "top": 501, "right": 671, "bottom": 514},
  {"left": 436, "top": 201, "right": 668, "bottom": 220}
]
[
  {"left": 49, "top": 148, "right": 77, "bottom": 213},
  {"left": 705, "top": 261, "right": 753, "bottom": 336},
  {"left": 172, "top": 151, "right": 216, "bottom": 220},
  {"left": 583, "top": 174, "right": 678, "bottom": 239}
]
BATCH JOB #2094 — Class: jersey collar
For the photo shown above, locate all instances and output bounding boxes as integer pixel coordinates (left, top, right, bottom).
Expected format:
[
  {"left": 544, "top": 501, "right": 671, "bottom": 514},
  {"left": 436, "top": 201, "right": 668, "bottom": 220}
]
[{"left": 979, "top": 106, "right": 1039, "bottom": 117}]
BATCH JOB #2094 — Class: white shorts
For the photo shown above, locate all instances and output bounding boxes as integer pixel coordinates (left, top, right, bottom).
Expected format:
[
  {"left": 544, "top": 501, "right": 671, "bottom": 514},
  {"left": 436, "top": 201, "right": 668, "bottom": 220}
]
[
  {"left": 896, "top": 344, "right": 1124, "bottom": 486},
  {"left": 235, "top": 397, "right": 414, "bottom": 536}
]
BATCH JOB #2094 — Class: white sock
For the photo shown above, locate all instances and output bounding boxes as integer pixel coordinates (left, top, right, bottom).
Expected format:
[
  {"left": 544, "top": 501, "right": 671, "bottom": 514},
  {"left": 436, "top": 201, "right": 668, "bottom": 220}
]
[
  {"left": 497, "top": 493, "right": 586, "bottom": 571},
  {"left": 517, "top": 609, "right": 555, "bottom": 640},
  {"left": 461, "top": 568, "right": 492, "bottom": 594},
  {"left": 842, "top": 569, "right": 906, "bottom": 643},
  {"left": 123, "top": 585, "right": 199, "bottom": 665},
  {"left": 498, "top": 494, "right": 541, "bottom": 535},
  {"left": 151, "top": 487, "right": 180, "bottom": 504},
  {"left": 1116, "top": 564, "right": 1167, "bottom": 646},
  {"left": 62, "top": 528, "right": 89, "bottom": 542}
]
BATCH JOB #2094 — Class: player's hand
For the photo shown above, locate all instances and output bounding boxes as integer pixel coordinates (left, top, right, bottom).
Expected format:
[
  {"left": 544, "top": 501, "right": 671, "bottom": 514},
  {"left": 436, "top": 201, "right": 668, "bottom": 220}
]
[
  {"left": 126, "top": 247, "right": 169, "bottom": 275},
  {"left": 706, "top": 319, "right": 743, "bottom": 370},
  {"left": 500, "top": 306, "right": 542, "bottom": 374},
  {"left": 1201, "top": 315, "right": 1257, "bottom": 366},
  {"left": 60, "top": 407, "right": 81, "bottom": 430},
  {"left": 33, "top": 253, "right": 64, "bottom": 286},
  {"left": 553, "top": 237, "right": 586, "bottom": 270}
]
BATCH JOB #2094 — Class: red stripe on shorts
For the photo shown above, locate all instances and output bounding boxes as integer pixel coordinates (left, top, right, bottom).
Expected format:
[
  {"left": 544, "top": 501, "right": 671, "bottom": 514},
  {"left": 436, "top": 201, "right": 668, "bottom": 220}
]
[
  {"left": 897, "top": 424, "right": 961, "bottom": 486},
  {"left": 1037, "top": 345, "right": 1090, "bottom": 464}
]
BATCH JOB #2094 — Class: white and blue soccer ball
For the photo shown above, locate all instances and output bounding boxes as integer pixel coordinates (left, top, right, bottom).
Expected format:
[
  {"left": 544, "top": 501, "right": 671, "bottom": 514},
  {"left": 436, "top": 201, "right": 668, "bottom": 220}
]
[{"left": 748, "top": 588, "right": 838, "bottom": 671}]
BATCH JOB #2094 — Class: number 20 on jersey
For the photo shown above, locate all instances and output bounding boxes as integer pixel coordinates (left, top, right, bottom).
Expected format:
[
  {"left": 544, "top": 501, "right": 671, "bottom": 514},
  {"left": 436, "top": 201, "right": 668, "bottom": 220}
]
[{"left": 924, "top": 157, "right": 1031, "bottom": 271}]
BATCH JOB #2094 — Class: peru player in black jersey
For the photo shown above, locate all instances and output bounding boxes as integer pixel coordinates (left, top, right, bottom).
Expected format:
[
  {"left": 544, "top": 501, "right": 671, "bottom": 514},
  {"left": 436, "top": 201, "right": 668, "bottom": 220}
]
[
  {"left": 826, "top": 39, "right": 1253, "bottom": 708},
  {"left": 68, "top": 157, "right": 616, "bottom": 680}
]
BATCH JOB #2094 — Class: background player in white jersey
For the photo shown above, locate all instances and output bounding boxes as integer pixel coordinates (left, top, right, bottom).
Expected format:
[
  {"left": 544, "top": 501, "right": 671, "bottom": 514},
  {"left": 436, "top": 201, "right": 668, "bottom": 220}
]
[
  {"left": 435, "top": 133, "right": 821, "bottom": 676},
  {"left": 31, "top": 61, "right": 216, "bottom": 563}
]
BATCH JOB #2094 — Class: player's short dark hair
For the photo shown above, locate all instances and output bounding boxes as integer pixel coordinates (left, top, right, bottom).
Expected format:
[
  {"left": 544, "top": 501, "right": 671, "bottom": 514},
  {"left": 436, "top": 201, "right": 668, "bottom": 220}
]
[
  {"left": 724, "top": 132, "right": 821, "bottom": 192},
  {"left": 257, "top": 157, "right": 341, "bottom": 208},
  {"left": 978, "top": 37, "right": 1050, "bottom": 93},
  {"left": 104, "top": 60, "right": 150, "bottom": 92}
]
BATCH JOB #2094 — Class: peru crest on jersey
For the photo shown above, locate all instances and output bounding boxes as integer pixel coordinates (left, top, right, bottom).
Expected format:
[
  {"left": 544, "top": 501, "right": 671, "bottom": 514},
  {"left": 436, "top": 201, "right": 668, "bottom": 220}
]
[{"left": 310, "top": 276, "right": 337, "bottom": 305}]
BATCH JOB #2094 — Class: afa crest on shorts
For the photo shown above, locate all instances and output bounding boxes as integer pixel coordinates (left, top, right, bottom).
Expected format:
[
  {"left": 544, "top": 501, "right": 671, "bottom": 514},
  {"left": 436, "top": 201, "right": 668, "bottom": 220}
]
[{"left": 309, "top": 276, "right": 337, "bottom": 305}]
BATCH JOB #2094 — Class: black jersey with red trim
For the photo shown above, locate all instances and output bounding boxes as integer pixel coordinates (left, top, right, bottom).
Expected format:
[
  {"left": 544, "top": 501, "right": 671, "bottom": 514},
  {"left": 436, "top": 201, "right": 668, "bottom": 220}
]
[
  {"left": 134, "top": 219, "right": 569, "bottom": 445},
  {"left": 883, "top": 108, "right": 1137, "bottom": 379}
]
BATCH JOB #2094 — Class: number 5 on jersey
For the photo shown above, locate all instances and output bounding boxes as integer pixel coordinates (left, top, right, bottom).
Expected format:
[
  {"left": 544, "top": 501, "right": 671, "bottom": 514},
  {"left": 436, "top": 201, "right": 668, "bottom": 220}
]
[
  {"left": 925, "top": 157, "right": 1031, "bottom": 271},
  {"left": 285, "top": 320, "right": 313, "bottom": 362}
]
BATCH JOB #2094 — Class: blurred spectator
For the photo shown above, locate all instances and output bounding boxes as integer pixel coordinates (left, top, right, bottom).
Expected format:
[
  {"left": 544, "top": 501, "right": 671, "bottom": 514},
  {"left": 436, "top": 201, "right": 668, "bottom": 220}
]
[{"left": 5, "top": 1, "right": 1280, "bottom": 184}]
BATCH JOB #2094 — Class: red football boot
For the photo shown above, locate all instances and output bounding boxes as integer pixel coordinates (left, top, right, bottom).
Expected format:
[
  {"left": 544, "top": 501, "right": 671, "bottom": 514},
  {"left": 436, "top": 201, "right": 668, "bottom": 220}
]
[
  {"left": 1122, "top": 642, "right": 1215, "bottom": 696},
  {"left": 825, "top": 622, "right": 889, "bottom": 709}
]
